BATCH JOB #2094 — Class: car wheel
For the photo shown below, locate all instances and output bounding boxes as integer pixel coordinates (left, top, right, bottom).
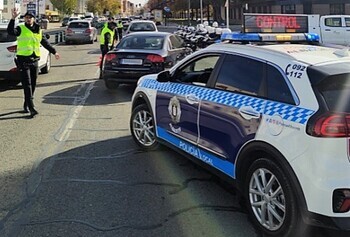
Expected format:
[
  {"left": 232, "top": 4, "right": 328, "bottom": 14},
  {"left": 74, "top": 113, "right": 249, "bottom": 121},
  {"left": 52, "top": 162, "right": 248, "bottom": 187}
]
[
  {"left": 245, "top": 158, "right": 304, "bottom": 237},
  {"left": 41, "top": 54, "right": 51, "bottom": 74},
  {"left": 130, "top": 104, "right": 159, "bottom": 150},
  {"left": 104, "top": 80, "right": 119, "bottom": 90}
]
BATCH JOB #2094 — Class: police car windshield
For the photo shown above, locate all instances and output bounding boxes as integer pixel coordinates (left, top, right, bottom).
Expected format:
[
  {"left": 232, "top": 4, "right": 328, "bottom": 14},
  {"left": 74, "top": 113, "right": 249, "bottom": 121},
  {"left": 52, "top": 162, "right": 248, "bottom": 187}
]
[{"left": 118, "top": 35, "right": 164, "bottom": 50}]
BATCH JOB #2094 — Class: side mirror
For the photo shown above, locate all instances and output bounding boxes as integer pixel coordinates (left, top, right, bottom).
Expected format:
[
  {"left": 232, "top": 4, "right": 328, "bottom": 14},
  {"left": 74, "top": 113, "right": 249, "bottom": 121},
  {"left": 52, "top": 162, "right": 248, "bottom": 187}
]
[
  {"left": 157, "top": 70, "right": 171, "bottom": 82},
  {"left": 45, "top": 33, "right": 50, "bottom": 39}
]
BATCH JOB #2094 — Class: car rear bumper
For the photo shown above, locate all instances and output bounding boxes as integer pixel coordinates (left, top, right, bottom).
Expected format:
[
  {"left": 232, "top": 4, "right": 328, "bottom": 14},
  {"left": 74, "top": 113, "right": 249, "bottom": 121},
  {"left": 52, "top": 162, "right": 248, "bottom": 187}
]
[
  {"left": 102, "top": 69, "right": 161, "bottom": 84},
  {"left": 65, "top": 35, "right": 92, "bottom": 42}
]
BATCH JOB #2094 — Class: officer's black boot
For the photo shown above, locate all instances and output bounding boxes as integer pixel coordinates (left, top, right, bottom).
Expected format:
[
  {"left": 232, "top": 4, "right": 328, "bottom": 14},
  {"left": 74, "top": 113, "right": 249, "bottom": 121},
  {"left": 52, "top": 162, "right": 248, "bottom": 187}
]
[
  {"left": 28, "top": 99, "right": 38, "bottom": 118},
  {"left": 23, "top": 101, "right": 29, "bottom": 113}
]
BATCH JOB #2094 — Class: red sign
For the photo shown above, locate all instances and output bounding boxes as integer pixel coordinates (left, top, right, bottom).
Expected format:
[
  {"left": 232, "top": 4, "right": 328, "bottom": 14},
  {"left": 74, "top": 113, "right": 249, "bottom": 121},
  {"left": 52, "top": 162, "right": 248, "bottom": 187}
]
[{"left": 244, "top": 14, "right": 308, "bottom": 33}]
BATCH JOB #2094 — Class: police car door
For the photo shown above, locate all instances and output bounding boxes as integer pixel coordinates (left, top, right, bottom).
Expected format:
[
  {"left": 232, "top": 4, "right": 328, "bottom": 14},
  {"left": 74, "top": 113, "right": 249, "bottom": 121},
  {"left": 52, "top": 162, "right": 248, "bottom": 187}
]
[
  {"left": 197, "top": 54, "right": 265, "bottom": 176},
  {"left": 155, "top": 54, "right": 222, "bottom": 153}
]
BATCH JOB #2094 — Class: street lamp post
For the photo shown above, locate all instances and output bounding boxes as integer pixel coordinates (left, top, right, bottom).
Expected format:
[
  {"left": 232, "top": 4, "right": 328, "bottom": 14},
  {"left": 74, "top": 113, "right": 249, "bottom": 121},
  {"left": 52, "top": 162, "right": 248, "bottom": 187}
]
[
  {"left": 200, "top": 0, "right": 203, "bottom": 24},
  {"left": 188, "top": 0, "right": 191, "bottom": 25}
]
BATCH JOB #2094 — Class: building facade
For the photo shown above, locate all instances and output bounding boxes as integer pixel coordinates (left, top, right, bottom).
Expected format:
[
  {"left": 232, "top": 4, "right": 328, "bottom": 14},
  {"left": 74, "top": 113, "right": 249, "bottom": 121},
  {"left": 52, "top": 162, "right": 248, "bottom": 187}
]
[{"left": 226, "top": 0, "right": 350, "bottom": 24}]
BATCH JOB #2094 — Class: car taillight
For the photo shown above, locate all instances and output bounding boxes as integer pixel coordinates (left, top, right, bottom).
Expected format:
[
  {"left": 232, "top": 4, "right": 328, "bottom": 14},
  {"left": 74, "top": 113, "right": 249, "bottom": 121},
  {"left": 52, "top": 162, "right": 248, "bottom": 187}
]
[
  {"left": 146, "top": 54, "right": 164, "bottom": 63},
  {"left": 85, "top": 28, "right": 92, "bottom": 33},
  {"left": 7, "top": 45, "right": 17, "bottom": 53},
  {"left": 307, "top": 113, "right": 350, "bottom": 137},
  {"left": 104, "top": 53, "right": 117, "bottom": 62},
  {"left": 66, "top": 28, "right": 73, "bottom": 34}
]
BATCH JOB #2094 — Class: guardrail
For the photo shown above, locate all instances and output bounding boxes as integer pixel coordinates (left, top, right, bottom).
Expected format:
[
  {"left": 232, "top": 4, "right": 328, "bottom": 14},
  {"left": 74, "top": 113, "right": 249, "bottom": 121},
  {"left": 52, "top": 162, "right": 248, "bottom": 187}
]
[{"left": 44, "top": 28, "right": 66, "bottom": 45}]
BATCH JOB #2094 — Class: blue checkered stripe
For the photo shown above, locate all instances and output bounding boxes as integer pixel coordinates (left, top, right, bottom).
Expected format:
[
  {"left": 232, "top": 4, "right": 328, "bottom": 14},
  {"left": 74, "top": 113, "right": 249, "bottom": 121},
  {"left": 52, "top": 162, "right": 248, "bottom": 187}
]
[
  {"left": 265, "top": 101, "right": 314, "bottom": 124},
  {"left": 140, "top": 79, "right": 315, "bottom": 125}
]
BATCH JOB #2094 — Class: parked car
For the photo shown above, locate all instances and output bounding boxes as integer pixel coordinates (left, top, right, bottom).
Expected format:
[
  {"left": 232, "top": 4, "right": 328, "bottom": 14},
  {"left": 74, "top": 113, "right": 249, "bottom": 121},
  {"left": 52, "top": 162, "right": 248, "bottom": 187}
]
[
  {"left": 130, "top": 32, "right": 350, "bottom": 236},
  {"left": 61, "top": 17, "right": 70, "bottom": 27},
  {"left": 65, "top": 20, "right": 97, "bottom": 44},
  {"left": 120, "top": 17, "right": 130, "bottom": 30},
  {"left": 0, "top": 23, "right": 51, "bottom": 84},
  {"left": 125, "top": 20, "right": 158, "bottom": 34},
  {"left": 101, "top": 32, "right": 191, "bottom": 89}
]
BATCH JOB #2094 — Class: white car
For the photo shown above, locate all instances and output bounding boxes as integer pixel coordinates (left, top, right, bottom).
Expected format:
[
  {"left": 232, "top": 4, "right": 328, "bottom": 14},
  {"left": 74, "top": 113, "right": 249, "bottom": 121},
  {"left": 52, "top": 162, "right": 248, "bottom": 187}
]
[
  {"left": 130, "top": 32, "right": 350, "bottom": 236},
  {"left": 125, "top": 20, "right": 158, "bottom": 35},
  {"left": 0, "top": 23, "right": 51, "bottom": 84}
]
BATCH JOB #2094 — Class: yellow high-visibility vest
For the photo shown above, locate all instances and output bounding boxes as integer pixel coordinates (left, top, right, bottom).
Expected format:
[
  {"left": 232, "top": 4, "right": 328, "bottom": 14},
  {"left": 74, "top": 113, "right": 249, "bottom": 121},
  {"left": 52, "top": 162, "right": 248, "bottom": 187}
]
[
  {"left": 17, "top": 24, "right": 42, "bottom": 56},
  {"left": 100, "top": 26, "right": 115, "bottom": 46}
]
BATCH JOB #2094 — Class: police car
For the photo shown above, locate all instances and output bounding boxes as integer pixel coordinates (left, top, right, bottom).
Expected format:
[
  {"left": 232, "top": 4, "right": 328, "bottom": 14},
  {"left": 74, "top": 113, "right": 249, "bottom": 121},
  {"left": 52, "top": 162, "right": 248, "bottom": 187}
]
[{"left": 129, "top": 27, "right": 350, "bottom": 236}]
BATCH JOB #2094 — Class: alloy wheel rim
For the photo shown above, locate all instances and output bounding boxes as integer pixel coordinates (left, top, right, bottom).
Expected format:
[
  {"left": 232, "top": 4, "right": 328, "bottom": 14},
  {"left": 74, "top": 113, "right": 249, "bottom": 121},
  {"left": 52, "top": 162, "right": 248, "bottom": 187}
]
[
  {"left": 249, "top": 168, "right": 286, "bottom": 231},
  {"left": 133, "top": 110, "right": 155, "bottom": 147}
]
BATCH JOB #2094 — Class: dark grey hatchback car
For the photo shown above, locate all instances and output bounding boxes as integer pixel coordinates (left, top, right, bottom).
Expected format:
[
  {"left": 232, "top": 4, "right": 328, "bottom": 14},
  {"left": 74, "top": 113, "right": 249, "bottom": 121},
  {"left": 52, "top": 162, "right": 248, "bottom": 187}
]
[{"left": 101, "top": 32, "right": 192, "bottom": 89}]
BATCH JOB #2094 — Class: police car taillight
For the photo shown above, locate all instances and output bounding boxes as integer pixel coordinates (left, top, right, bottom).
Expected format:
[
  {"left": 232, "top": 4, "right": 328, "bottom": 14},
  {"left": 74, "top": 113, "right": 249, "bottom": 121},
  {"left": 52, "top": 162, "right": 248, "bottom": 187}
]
[
  {"left": 307, "top": 113, "right": 350, "bottom": 137},
  {"left": 7, "top": 45, "right": 17, "bottom": 53}
]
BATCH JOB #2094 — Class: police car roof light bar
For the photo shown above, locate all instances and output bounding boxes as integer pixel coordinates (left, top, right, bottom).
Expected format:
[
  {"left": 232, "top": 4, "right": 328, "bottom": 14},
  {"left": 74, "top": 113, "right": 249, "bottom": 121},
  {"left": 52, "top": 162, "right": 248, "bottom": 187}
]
[{"left": 221, "top": 32, "right": 320, "bottom": 43}]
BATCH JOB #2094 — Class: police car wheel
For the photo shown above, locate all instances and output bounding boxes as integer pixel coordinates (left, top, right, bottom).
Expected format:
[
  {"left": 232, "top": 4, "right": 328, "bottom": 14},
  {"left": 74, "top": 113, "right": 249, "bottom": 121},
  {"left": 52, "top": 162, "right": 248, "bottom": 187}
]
[
  {"left": 130, "top": 104, "right": 158, "bottom": 150},
  {"left": 245, "top": 158, "right": 302, "bottom": 237}
]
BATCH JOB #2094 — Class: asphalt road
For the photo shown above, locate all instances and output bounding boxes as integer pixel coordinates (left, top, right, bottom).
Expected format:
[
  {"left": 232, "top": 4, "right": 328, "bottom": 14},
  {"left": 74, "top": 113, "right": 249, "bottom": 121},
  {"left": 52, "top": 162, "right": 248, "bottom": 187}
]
[{"left": 0, "top": 28, "right": 349, "bottom": 237}]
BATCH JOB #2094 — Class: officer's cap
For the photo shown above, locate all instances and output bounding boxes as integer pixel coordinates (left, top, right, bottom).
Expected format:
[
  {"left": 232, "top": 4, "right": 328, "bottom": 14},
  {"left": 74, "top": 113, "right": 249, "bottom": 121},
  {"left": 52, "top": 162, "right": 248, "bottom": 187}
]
[{"left": 24, "top": 11, "right": 36, "bottom": 18}]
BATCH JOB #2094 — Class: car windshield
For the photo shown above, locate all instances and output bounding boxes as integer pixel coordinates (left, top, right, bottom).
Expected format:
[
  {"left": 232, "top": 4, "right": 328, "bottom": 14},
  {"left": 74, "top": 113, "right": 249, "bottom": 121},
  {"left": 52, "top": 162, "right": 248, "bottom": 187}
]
[
  {"left": 69, "top": 22, "right": 89, "bottom": 28},
  {"left": 316, "top": 73, "right": 350, "bottom": 112},
  {"left": 129, "top": 22, "right": 156, "bottom": 31},
  {"left": 118, "top": 35, "right": 164, "bottom": 50},
  {"left": 0, "top": 29, "right": 16, "bottom": 42}
]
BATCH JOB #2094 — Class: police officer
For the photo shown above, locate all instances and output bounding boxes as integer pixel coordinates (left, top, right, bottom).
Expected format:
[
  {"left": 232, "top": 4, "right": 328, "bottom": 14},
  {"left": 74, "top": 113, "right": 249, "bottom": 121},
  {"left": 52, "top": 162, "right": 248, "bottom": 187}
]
[
  {"left": 7, "top": 8, "right": 60, "bottom": 118},
  {"left": 116, "top": 20, "right": 124, "bottom": 41},
  {"left": 99, "top": 21, "right": 116, "bottom": 78}
]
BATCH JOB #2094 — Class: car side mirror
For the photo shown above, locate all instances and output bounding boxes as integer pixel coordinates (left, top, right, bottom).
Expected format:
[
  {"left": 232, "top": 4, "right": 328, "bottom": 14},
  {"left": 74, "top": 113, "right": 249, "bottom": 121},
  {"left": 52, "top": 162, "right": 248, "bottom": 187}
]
[
  {"left": 157, "top": 70, "right": 171, "bottom": 82},
  {"left": 45, "top": 33, "right": 50, "bottom": 39}
]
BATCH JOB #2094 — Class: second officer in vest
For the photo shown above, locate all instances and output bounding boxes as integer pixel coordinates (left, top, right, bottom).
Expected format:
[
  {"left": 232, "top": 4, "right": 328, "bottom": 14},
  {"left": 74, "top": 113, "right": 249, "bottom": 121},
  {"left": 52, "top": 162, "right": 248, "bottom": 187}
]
[
  {"left": 99, "top": 21, "right": 116, "bottom": 78},
  {"left": 7, "top": 9, "right": 60, "bottom": 118}
]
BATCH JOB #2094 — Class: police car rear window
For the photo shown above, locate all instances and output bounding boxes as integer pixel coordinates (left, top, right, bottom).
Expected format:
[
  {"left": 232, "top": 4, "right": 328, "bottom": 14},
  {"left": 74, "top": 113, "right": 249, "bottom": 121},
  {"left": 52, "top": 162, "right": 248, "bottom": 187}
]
[
  {"left": 317, "top": 74, "right": 350, "bottom": 112},
  {"left": 0, "top": 29, "right": 16, "bottom": 43}
]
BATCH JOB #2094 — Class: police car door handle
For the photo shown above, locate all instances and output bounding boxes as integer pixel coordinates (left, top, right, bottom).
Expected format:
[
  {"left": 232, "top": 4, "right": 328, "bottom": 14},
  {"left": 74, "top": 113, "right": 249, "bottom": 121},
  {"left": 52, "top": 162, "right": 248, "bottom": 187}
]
[
  {"left": 239, "top": 106, "right": 261, "bottom": 120},
  {"left": 185, "top": 94, "right": 199, "bottom": 105}
]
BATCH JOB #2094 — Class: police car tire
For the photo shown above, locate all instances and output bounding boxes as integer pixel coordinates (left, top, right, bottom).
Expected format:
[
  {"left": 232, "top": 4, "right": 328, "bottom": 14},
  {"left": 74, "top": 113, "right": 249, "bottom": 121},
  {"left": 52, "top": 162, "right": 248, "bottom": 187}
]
[
  {"left": 245, "top": 158, "right": 304, "bottom": 237},
  {"left": 130, "top": 104, "right": 159, "bottom": 151}
]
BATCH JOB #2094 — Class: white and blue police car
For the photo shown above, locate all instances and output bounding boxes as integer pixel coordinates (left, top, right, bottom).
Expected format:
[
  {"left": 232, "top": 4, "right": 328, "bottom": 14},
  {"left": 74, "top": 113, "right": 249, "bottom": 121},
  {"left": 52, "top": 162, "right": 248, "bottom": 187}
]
[{"left": 129, "top": 32, "right": 350, "bottom": 236}]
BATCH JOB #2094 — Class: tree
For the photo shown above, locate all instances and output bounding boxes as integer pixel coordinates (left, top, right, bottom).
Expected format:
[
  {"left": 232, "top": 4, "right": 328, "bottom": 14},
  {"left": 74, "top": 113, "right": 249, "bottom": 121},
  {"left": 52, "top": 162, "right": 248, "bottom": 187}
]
[
  {"left": 86, "top": 0, "right": 121, "bottom": 16},
  {"left": 50, "top": 0, "right": 77, "bottom": 15}
]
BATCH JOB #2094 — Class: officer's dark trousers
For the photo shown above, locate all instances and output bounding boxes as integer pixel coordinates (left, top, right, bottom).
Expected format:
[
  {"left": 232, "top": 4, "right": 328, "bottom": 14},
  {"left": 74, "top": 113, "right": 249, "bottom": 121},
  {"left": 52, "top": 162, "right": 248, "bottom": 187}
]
[
  {"left": 18, "top": 61, "right": 39, "bottom": 110},
  {"left": 100, "top": 45, "right": 109, "bottom": 70}
]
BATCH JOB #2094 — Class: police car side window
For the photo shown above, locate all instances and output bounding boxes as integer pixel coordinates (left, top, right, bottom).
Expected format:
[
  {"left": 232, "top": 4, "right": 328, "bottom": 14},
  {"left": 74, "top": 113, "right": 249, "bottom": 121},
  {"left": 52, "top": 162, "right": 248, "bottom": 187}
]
[
  {"left": 215, "top": 54, "right": 263, "bottom": 96},
  {"left": 266, "top": 65, "right": 295, "bottom": 105},
  {"left": 175, "top": 55, "right": 220, "bottom": 85}
]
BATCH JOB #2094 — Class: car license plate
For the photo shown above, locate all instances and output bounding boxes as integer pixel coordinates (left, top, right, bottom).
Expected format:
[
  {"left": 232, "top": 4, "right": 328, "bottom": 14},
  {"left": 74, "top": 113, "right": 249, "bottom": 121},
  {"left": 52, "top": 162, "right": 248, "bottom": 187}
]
[
  {"left": 75, "top": 31, "right": 83, "bottom": 34},
  {"left": 120, "top": 59, "right": 143, "bottom": 65}
]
